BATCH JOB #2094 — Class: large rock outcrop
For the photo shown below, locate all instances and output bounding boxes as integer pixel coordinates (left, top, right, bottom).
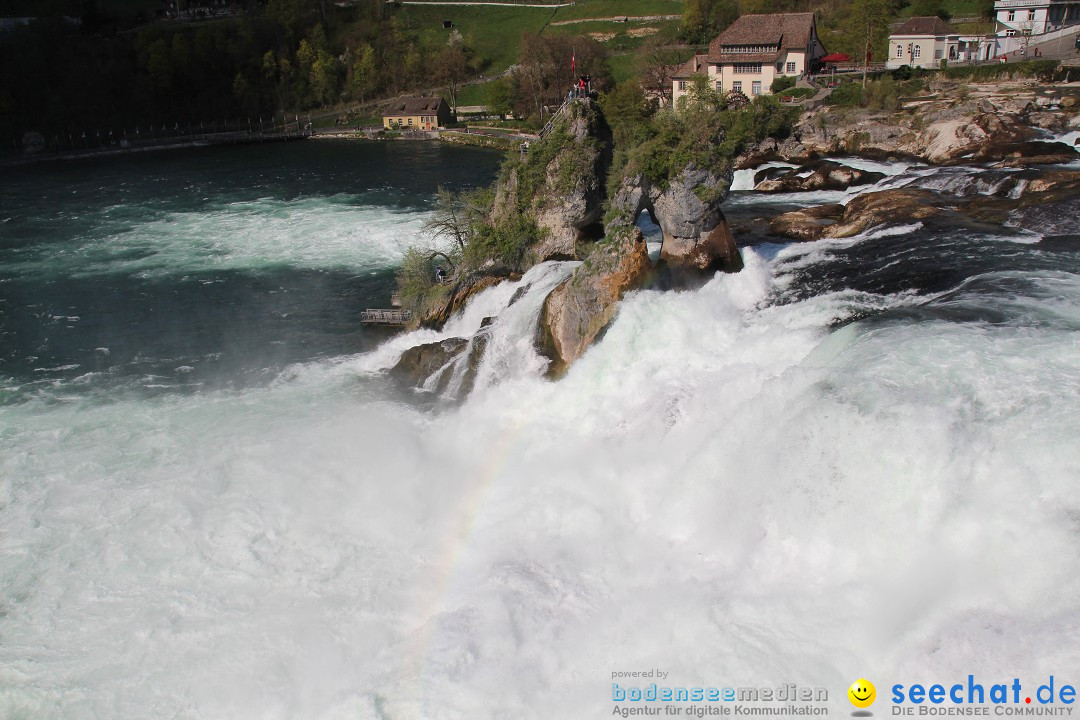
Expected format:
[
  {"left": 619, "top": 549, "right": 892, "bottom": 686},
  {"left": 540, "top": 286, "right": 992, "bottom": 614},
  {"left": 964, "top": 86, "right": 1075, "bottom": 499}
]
[
  {"left": 390, "top": 328, "right": 491, "bottom": 396},
  {"left": 611, "top": 164, "right": 741, "bottom": 273},
  {"left": 539, "top": 228, "right": 652, "bottom": 374},
  {"left": 489, "top": 99, "right": 613, "bottom": 262},
  {"left": 739, "top": 80, "right": 1080, "bottom": 168}
]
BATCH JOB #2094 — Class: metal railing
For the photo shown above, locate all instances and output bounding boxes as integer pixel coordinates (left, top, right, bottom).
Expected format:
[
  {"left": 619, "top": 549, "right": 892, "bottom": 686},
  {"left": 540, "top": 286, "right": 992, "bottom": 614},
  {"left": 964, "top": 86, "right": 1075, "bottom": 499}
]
[{"left": 361, "top": 309, "right": 412, "bottom": 326}]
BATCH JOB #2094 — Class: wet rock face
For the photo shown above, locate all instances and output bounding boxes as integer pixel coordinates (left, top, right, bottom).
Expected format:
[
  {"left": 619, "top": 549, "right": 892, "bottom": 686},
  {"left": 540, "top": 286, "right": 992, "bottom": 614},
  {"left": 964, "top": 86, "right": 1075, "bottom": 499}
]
[
  {"left": 990, "top": 141, "right": 1080, "bottom": 168},
  {"left": 769, "top": 189, "right": 941, "bottom": 241},
  {"left": 753, "top": 160, "right": 886, "bottom": 193},
  {"left": 768, "top": 204, "right": 845, "bottom": 241},
  {"left": 390, "top": 337, "right": 470, "bottom": 389},
  {"left": 419, "top": 275, "right": 512, "bottom": 330},
  {"left": 539, "top": 228, "right": 652, "bottom": 375},
  {"left": 390, "top": 331, "right": 491, "bottom": 397},
  {"left": 611, "top": 164, "right": 740, "bottom": 274}
]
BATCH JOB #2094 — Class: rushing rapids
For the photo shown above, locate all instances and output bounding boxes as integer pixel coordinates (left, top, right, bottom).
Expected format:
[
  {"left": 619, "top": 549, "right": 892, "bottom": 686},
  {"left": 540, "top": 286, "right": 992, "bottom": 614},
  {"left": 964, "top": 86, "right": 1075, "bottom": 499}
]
[{"left": 1, "top": 140, "right": 1079, "bottom": 720}]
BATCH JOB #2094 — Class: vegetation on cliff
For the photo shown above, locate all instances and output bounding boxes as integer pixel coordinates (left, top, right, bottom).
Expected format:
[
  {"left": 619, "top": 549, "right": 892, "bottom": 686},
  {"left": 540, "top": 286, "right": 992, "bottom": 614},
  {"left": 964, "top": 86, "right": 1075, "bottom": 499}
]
[{"left": 602, "top": 78, "right": 798, "bottom": 217}]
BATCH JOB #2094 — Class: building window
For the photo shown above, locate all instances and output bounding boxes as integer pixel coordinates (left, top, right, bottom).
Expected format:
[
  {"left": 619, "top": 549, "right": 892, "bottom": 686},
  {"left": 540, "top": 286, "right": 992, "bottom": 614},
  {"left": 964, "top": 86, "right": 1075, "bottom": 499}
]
[
  {"left": 1028, "top": 9, "right": 1034, "bottom": 19},
  {"left": 678, "top": 80, "right": 686, "bottom": 91},
  {"left": 732, "top": 63, "right": 762, "bottom": 74},
  {"left": 715, "top": 80, "right": 722, "bottom": 91},
  {"left": 732, "top": 81, "right": 742, "bottom": 92},
  {"left": 895, "top": 44, "right": 903, "bottom": 58},
  {"left": 913, "top": 45, "right": 921, "bottom": 59},
  {"left": 787, "top": 61, "right": 796, "bottom": 73},
  {"left": 776, "top": 62, "right": 783, "bottom": 72},
  {"left": 935, "top": 48, "right": 943, "bottom": 59},
  {"left": 752, "top": 81, "right": 762, "bottom": 95},
  {"left": 1007, "top": 10, "right": 1015, "bottom": 21},
  {"left": 1005, "top": 29, "right": 1016, "bottom": 36},
  {"left": 408, "top": 118, "right": 413, "bottom": 125}
]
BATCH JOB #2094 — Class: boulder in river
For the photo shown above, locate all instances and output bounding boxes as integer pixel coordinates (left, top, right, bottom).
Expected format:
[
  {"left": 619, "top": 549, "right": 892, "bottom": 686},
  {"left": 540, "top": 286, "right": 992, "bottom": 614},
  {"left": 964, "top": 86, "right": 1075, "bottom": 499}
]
[
  {"left": 769, "top": 189, "right": 941, "bottom": 241},
  {"left": 754, "top": 160, "right": 886, "bottom": 193}
]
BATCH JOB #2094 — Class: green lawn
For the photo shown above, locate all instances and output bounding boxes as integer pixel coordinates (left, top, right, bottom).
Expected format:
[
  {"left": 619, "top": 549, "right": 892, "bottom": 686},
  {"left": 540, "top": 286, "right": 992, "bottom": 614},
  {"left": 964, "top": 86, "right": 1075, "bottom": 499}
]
[
  {"left": 394, "top": 2, "right": 685, "bottom": 78},
  {"left": 608, "top": 53, "right": 638, "bottom": 84},
  {"left": 896, "top": 0, "right": 989, "bottom": 17},
  {"left": 545, "top": 17, "right": 682, "bottom": 53},
  {"left": 402, "top": 0, "right": 684, "bottom": 16},
  {"left": 393, "top": 4, "right": 556, "bottom": 73},
  {"left": 456, "top": 81, "right": 498, "bottom": 107},
  {"left": 550, "top": 0, "right": 686, "bottom": 21}
]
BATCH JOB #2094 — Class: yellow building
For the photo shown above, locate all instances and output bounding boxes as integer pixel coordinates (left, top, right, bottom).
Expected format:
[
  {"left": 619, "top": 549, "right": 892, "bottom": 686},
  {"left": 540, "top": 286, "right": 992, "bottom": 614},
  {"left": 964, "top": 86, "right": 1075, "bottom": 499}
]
[
  {"left": 672, "top": 13, "right": 827, "bottom": 105},
  {"left": 381, "top": 96, "right": 452, "bottom": 131}
]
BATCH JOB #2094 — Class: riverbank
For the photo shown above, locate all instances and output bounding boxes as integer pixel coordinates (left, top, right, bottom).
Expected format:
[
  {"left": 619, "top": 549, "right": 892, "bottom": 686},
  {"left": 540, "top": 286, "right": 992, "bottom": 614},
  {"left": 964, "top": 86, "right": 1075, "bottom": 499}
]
[
  {"left": 0, "top": 129, "right": 311, "bottom": 168},
  {"left": 310, "top": 126, "right": 532, "bottom": 151}
]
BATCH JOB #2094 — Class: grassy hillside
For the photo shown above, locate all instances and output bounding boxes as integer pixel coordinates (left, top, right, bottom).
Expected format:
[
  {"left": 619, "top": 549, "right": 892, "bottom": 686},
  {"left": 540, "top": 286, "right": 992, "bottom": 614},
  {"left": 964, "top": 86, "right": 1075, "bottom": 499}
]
[
  {"left": 393, "top": 0, "right": 686, "bottom": 76},
  {"left": 394, "top": 4, "right": 555, "bottom": 73}
]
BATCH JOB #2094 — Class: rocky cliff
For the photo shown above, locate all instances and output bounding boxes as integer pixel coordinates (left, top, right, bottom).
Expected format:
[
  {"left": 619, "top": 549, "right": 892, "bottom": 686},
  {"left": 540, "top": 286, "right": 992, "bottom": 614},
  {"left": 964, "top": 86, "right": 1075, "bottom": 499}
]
[{"left": 489, "top": 99, "right": 613, "bottom": 262}]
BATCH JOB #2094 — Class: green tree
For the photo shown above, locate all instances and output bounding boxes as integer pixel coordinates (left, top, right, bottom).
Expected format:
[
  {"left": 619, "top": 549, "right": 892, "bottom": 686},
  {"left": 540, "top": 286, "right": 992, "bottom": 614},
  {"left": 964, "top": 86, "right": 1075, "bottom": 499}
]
[
  {"left": 424, "top": 186, "right": 471, "bottom": 253},
  {"left": 680, "top": 0, "right": 738, "bottom": 44},
  {"left": 599, "top": 81, "right": 656, "bottom": 149},
  {"left": 846, "top": 0, "right": 890, "bottom": 88},
  {"left": 910, "top": 0, "right": 951, "bottom": 20},
  {"left": 310, "top": 50, "right": 339, "bottom": 106},
  {"left": 486, "top": 79, "right": 514, "bottom": 119},
  {"left": 437, "top": 44, "right": 468, "bottom": 116},
  {"left": 349, "top": 44, "right": 378, "bottom": 103}
]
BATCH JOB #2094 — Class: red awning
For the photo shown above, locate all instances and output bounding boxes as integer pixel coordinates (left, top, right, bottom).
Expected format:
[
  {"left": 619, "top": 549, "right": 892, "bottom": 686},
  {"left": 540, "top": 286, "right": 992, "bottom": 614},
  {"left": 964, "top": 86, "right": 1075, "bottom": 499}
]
[{"left": 820, "top": 53, "right": 852, "bottom": 63}]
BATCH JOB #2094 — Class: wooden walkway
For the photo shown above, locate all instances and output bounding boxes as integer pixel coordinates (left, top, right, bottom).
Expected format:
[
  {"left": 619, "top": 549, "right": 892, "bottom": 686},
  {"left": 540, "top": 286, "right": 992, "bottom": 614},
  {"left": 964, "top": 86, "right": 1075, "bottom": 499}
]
[{"left": 361, "top": 308, "right": 412, "bottom": 326}]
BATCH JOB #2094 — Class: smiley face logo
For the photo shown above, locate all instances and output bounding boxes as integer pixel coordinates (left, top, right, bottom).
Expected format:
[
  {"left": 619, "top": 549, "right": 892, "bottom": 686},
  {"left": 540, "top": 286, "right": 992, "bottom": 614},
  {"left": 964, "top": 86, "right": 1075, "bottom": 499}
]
[{"left": 848, "top": 679, "right": 876, "bottom": 709}]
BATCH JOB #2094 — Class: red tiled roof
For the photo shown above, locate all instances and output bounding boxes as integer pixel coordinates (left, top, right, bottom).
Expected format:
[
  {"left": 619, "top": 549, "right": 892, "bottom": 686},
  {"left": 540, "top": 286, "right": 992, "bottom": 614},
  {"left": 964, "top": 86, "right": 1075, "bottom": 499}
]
[
  {"left": 671, "top": 54, "right": 709, "bottom": 79},
  {"left": 382, "top": 96, "right": 447, "bottom": 116},
  {"left": 709, "top": 12, "right": 816, "bottom": 59}
]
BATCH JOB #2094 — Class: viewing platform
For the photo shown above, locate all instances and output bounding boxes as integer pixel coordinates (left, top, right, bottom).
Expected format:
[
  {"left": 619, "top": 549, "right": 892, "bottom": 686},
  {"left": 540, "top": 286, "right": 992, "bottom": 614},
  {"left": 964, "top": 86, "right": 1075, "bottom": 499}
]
[{"left": 361, "top": 309, "right": 412, "bottom": 327}]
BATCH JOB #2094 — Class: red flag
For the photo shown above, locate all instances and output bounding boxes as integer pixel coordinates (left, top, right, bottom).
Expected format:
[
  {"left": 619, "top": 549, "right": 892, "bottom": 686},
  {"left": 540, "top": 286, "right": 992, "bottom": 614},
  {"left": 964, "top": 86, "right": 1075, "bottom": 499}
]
[{"left": 571, "top": 49, "right": 576, "bottom": 75}]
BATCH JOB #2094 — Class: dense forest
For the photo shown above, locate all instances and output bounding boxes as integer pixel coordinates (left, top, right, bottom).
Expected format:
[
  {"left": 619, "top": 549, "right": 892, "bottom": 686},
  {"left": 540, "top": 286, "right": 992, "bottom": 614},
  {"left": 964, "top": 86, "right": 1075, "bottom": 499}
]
[{"left": 0, "top": 0, "right": 496, "bottom": 149}]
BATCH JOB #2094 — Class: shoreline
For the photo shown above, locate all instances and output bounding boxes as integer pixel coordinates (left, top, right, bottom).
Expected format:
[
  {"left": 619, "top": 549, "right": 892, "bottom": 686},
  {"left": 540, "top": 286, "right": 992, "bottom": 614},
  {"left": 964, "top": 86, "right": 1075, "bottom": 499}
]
[{"left": 0, "top": 130, "right": 310, "bottom": 169}]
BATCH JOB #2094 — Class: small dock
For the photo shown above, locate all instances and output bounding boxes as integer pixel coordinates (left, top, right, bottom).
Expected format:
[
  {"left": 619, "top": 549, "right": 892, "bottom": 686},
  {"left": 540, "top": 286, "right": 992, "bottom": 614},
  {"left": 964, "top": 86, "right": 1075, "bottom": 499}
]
[{"left": 361, "top": 308, "right": 411, "bottom": 326}]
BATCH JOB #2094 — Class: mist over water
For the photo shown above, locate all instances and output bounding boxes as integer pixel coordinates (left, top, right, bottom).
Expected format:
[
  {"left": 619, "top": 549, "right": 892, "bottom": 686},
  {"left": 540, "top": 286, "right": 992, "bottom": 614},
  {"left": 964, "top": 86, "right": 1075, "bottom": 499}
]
[{"left": 2, "top": 142, "right": 1080, "bottom": 720}]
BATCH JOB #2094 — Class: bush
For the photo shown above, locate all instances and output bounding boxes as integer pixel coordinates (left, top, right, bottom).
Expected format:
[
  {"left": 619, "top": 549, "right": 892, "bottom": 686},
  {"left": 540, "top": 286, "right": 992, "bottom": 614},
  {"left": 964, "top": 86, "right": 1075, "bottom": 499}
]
[
  {"left": 771, "top": 75, "right": 796, "bottom": 94},
  {"left": 865, "top": 75, "right": 899, "bottom": 111},
  {"left": 465, "top": 215, "right": 543, "bottom": 271},
  {"left": 826, "top": 81, "right": 864, "bottom": 107},
  {"left": 396, "top": 247, "right": 441, "bottom": 315},
  {"left": 943, "top": 59, "right": 1058, "bottom": 82}
]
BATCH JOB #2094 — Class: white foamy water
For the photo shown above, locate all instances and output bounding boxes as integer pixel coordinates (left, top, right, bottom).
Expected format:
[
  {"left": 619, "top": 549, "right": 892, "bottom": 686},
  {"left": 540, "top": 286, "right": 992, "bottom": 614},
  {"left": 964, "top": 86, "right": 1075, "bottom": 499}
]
[
  {"left": 3, "top": 239, "right": 1080, "bottom": 720},
  {"left": 7, "top": 195, "right": 432, "bottom": 279}
]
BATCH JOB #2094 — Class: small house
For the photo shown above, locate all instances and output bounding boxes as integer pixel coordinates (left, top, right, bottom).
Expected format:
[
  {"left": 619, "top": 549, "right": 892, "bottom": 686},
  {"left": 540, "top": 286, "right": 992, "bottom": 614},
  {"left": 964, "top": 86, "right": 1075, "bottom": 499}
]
[
  {"left": 887, "top": 17, "right": 965, "bottom": 68},
  {"left": 382, "top": 96, "right": 452, "bottom": 131}
]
